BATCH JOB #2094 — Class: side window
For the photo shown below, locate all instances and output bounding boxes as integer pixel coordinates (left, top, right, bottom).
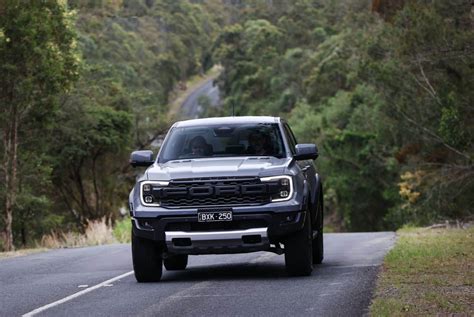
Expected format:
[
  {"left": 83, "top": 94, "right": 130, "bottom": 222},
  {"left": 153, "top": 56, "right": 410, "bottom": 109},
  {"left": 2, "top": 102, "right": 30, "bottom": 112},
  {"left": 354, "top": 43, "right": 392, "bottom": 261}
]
[{"left": 283, "top": 123, "right": 297, "bottom": 154}]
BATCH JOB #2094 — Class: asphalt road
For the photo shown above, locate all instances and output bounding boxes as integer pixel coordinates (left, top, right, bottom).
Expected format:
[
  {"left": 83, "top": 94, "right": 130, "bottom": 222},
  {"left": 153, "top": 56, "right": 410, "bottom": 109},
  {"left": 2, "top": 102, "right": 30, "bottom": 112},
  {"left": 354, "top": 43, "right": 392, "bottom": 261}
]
[
  {"left": 181, "top": 78, "right": 220, "bottom": 119},
  {"left": 0, "top": 232, "right": 395, "bottom": 317}
]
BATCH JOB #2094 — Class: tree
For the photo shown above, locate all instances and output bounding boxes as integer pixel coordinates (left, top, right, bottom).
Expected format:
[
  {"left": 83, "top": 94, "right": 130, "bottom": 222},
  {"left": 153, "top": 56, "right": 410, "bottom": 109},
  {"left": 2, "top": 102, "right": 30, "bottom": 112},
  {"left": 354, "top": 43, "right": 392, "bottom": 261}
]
[
  {"left": 212, "top": 0, "right": 474, "bottom": 230},
  {"left": 371, "top": 0, "right": 406, "bottom": 20},
  {"left": 0, "top": 1, "right": 78, "bottom": 250},
  {"left": 51, "top": 100, "right": 132, "bottom": 226},
  {"left": 367, "top": 1, "right": 474, "bottom": 224}
]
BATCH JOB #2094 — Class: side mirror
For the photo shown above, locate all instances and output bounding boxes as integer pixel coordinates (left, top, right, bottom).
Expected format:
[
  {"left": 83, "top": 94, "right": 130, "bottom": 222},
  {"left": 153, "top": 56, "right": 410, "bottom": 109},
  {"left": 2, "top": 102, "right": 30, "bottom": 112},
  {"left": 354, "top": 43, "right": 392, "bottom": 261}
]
[
  {"left": 130, "top": 150, "right": 154, "bottom": 167},
  {"left": 294, "top": 144, "right": 319, "bottom": 160}
]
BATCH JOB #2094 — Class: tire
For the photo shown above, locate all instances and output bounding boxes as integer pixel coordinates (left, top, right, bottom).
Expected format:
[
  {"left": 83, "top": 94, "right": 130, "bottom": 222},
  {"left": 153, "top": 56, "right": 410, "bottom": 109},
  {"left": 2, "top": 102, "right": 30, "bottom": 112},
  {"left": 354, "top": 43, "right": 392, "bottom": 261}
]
[
  {"left": 312, "top": 199, "right": 324, "bottom": 264},
  {"left": 132, "top": 230, "right": 163, "bottom": 282},
  {"left": 164, "top": 254, "right": 188, "bottom": 271},
  {"left": 284, "top": 210, "right": 313, "bottom": 276}
]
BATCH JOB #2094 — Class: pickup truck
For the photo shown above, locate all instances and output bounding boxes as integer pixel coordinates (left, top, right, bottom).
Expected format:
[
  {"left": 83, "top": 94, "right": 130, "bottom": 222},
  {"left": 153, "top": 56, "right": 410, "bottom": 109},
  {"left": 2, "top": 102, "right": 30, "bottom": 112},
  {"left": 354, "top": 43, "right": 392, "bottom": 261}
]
[{"left": 129, "top": 116, "right": 324, "bottom": 282}]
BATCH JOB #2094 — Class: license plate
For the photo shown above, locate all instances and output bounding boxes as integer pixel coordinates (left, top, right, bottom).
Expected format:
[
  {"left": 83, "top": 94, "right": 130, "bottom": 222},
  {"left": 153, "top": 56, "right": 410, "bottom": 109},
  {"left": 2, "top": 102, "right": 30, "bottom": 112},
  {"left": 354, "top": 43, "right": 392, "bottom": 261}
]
[{"left": 198, "top": 211, "right": 233, "bottom": 222}]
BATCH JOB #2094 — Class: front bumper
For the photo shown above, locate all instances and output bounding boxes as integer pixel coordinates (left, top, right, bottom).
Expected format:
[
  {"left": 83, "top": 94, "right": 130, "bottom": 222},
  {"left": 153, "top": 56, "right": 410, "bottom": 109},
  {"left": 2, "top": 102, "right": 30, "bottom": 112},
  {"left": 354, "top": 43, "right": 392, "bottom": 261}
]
[
  {"left": 132, "top": 210, "right": 306, "bottom": 254},
  {"left": 165, "top": 227, "right": 270, "bottom": 254}
]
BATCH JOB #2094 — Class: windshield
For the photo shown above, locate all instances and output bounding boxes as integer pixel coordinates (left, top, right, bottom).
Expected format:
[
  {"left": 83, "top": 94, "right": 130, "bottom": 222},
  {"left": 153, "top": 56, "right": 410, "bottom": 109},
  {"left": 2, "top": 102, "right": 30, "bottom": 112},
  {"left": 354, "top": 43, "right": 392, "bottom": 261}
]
[{"left": 158, "top": 123, "right": 286, "bottom": 163}]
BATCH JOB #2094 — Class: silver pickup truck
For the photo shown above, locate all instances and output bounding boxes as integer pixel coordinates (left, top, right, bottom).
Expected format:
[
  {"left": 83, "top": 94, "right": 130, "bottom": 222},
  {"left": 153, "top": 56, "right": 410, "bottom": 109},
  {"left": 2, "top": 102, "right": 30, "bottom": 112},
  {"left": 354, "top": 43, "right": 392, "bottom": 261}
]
[{"left": 129, "top": 116, "right": 324, "bottom": 282}]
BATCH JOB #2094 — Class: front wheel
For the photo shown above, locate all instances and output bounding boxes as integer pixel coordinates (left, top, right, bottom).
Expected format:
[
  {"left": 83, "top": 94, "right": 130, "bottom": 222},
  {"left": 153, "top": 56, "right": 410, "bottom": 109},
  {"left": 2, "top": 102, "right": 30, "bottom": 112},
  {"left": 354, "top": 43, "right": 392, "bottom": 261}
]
[
  {"left": 132, "top": 230, "right": 163, "bottom": 282},
  {"left": 284, "top": 211, "right": 313, "bottom": 276},
  {"left": 312, "top": 199, "right": 324, "bottom": 264},
  {"left": 312, "top": 229, "right": 324, "bottom": 264}
]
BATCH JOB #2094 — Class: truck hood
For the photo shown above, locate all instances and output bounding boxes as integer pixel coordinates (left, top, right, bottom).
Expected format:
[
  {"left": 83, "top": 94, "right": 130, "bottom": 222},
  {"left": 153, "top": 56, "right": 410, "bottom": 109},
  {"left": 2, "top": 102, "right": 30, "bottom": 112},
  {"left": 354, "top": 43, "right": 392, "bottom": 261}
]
[{"left": 146, "top": 157, "right": 291, "bottom": 180}]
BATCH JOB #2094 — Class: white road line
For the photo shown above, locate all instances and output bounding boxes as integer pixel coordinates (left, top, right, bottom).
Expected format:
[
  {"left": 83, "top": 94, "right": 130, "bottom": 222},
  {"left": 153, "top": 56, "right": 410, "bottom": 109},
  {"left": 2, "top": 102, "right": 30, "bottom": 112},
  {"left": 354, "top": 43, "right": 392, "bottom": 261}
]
[
  {"left": 170, "top": 294, "right": 238, "bottom": 298},
  {"left": 249, "top": 252, "right": 276, "bottom": 264},
  {"left": 22, "top": 270, "right": 134, "bottom": 317},
  {"left": 325, "top": 264, "right": 380, "bottom": 269}
]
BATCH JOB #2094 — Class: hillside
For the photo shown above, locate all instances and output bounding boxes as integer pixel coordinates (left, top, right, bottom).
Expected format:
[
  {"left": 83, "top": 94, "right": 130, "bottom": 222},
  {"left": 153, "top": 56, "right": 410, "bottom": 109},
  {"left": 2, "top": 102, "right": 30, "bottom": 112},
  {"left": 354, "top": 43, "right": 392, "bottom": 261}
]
[{"left": 0, "top": 0, "right": 473, "bottom": 251}]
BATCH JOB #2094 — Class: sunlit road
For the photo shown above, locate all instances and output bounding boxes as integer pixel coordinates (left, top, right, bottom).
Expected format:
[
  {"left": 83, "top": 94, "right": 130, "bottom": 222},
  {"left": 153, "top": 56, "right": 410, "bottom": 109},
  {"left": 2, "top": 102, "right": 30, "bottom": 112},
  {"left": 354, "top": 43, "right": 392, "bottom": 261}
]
[
  {"left": 181, "top": 78, "right": 220, "bottom": 118},
  {"left": 0, "top": 232, "right": 395, "bottom": 317}
]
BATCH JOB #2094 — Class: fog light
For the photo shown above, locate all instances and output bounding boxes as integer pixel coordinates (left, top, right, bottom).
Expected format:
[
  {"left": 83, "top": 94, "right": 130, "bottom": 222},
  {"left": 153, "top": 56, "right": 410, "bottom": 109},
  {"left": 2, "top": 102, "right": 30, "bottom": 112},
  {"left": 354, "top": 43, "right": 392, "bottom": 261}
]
[
  {"left": 144, "top": 195, "right": 154, "bottom": 203},
  {"left": 280, "top": 190, "right": 289, "bottom": 198},
  {"left": 143, "top": 184, "right": 151, "bottom": 192},
  {"left": 137, "top": 219, "right": 154, "bottom": 230}
]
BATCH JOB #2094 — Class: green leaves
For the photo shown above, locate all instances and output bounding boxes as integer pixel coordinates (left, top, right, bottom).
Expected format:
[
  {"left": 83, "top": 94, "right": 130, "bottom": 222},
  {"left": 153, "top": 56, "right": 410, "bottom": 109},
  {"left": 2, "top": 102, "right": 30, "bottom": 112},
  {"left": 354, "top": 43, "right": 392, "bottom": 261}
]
[
  {"left": 438, "top": 106, "right": 467, "bottom": 149},
  {"left": 212, "top": 1, "right": 472, "bottom": 230},
  {"left": 0, "top": 1, "right": 81, "bottom": 249}
]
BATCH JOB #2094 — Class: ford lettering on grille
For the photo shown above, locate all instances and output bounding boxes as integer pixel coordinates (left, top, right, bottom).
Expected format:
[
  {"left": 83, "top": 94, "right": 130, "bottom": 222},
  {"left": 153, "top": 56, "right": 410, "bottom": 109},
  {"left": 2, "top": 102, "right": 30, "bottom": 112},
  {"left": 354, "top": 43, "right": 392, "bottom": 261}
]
[{"left": 159, "top": 184, "right": 269, "bottom": 198}]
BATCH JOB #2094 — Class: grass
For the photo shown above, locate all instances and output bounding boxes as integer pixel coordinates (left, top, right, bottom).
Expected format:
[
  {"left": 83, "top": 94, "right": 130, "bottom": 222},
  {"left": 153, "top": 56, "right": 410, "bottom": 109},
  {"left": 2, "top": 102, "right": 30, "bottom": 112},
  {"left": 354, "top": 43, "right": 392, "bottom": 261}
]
[
  {"left": 370, "top": 226, "right": 474, "bottom": 316},
  {"left": 0, "top": 247, "right": 49, "bottom": 259},
  {"left": 40, "top": 218, "right": 117, "bottom": 249},
  {"left": 323, "top": 225, "right": 336, "bottom": 233},
  {"left": 113, "top": 217, "right": 132, "bottom": 243},
  {"left": 1, "top": 217, "right": 132, "bottom": 259}
]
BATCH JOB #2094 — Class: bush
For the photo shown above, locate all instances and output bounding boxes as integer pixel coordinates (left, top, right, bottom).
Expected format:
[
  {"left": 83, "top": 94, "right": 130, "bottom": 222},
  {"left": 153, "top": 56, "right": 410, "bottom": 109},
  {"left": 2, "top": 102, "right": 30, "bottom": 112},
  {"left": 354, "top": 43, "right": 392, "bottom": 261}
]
[{"left": 113, "top": 217, "right": 132, "bottom": 243}]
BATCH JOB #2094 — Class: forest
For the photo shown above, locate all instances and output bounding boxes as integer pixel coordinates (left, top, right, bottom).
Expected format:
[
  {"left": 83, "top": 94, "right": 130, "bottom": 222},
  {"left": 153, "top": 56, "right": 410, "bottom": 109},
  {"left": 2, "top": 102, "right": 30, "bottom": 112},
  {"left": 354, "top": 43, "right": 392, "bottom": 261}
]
[{"left": 1, "top": 0, "right": 473, "bottom": 251}]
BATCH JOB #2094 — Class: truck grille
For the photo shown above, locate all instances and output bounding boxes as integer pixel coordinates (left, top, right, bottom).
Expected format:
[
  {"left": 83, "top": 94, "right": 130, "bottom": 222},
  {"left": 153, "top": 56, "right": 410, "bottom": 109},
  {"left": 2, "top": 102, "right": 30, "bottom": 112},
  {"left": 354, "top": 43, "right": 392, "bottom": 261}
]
[{"left": 159, "top": 177, "right": 271, "bottom": 208}]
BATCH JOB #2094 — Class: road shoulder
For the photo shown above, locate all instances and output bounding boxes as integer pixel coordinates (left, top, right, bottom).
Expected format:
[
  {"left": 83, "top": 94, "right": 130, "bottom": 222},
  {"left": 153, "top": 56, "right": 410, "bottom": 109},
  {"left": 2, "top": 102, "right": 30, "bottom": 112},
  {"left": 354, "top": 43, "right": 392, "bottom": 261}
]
[{"left": 370, "top": 226, "right": 474, "bottom": 316}]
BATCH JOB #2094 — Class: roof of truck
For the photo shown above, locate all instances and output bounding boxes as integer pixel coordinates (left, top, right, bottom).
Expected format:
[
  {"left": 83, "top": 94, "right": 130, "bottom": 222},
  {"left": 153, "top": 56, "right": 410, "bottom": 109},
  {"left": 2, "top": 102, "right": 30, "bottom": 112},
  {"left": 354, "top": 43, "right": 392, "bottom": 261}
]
[{"left": 174, "top": 116, "right": 281, "bottom": 128}]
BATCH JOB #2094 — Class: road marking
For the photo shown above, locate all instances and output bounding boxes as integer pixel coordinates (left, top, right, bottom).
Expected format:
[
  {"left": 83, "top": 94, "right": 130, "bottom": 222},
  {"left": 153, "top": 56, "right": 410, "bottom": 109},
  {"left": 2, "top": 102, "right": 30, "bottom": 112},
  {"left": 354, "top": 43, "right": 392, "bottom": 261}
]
[
  {"left": 324, "top": 264, "right": 380, "bottom": 269},
  {"left": 22, "top": 270, "right": 133, "bottom": 317},
  {"left": 143, "top": 281, "right": 212, "bottom": 314},
  {"left": 249, "top": 252, "right": 276, "bottom": 264},
  {"left": 170, "top": 294, "right": 237, "bottom": 298}
]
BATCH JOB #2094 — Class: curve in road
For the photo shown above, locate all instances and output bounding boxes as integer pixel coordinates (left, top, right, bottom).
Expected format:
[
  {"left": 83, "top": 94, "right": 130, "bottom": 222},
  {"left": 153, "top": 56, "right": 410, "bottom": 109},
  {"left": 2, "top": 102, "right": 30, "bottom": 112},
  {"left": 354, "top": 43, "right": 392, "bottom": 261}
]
[{"left": 181, "top": 78, "right": 220, "bottom": 119}]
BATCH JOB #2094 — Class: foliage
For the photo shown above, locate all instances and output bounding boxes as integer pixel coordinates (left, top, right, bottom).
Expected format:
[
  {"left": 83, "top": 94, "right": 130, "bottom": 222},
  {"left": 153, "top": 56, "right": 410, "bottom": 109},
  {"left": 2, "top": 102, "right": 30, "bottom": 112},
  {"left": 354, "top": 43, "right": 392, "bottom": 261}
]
[
  {"left": 368, "top": 1, "right": 474, "bottom": 226},
  {"left": 0, "top": 0, "right": 79, "bottom": 250},
  {"left": 213, "top": 0, "right": 473, "bottom": 230},
  {"left": 1, "top": 0, "right": 472, "bottom": 249},
  {"left": 51, "top": 101, "right": 132, "bottom": 225},
  {"left": 50, "top": 0, "right": 225, "bottom": 229},
  {"left": 113, "top": 216, "right": 132, "bottom": 243},
  {"left": 0, "top": 0, "right": 227, "bottom": 249},
  {"left": 69, "top": 0, "right": 223, "bottom": 146}
]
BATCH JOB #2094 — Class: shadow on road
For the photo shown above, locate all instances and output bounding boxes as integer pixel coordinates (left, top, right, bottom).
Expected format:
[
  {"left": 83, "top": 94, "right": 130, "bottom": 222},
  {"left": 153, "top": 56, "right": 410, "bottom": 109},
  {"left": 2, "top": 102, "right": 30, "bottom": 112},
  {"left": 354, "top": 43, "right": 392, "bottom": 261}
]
[
  {"left": 162, "top": 262, "right": 286, "bottom": 282},
  {"left": 160, "top": 262, "right": 335, "bottom": 283}
]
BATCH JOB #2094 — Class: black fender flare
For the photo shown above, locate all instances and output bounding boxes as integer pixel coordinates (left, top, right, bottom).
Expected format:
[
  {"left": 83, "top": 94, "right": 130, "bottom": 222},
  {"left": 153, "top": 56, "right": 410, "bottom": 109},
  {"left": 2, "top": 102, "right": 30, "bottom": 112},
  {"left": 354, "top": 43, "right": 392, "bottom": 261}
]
[
  {"left": 309, "top": 173, "right": 323, "bottom": 226},
  {"left": 302, "top": 180, "right": 309, "bottom": 207}
]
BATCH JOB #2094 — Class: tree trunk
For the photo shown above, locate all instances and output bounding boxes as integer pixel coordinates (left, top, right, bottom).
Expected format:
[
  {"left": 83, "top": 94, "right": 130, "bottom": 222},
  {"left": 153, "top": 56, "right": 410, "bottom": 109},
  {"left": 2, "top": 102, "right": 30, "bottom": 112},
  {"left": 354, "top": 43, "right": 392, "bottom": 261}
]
[
  {"left": 92, "top": 152, "right": 101, "bottom": 218},
  {"left": 3, "top": 191, "right": 14, "bottom": 251},
  {"left": 2, "top": 105, "right": 18, "bottom": 252},
  {"left": 21, "top": 225, "right": 26, "bottom": 246}
]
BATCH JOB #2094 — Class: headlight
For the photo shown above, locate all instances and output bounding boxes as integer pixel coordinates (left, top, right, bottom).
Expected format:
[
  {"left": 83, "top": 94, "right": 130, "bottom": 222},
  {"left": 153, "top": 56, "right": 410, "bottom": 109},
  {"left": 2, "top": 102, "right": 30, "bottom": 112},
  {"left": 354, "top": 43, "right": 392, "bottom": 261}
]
[
  {"left": 140, "top": 181, "right": 169, "bottom": 206},
  {"left": 260, "top": 175, "right": 293, "bottom": 202}
]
